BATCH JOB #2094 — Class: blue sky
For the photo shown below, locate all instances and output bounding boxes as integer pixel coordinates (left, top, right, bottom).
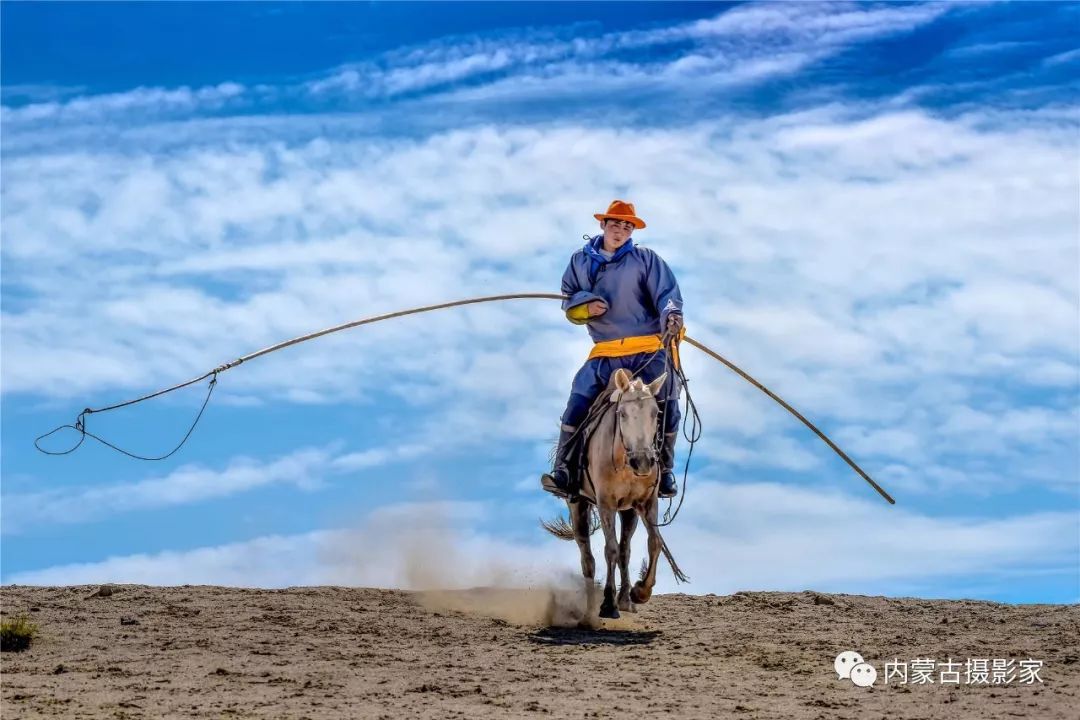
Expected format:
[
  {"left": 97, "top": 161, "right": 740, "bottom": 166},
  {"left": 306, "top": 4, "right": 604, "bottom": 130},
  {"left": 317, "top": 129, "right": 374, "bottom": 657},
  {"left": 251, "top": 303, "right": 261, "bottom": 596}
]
[{"left": 2, "top": 2, "right": 1077, "bottom": 604}]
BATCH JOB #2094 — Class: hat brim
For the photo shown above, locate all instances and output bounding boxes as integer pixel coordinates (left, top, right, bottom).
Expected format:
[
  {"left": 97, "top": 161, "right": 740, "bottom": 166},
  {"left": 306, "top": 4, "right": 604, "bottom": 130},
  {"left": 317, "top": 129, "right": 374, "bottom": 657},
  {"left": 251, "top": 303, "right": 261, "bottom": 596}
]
[{"left": 595, "top": 213, "right": 646, "bottom": 229}]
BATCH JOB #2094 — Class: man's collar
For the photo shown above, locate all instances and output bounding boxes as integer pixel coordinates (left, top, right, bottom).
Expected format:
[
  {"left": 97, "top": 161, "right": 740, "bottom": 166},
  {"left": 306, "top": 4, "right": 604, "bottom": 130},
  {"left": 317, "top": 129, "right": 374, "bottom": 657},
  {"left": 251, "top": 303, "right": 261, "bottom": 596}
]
[{"left": 586, "top": 234, "right": 634, "bottom": 258}]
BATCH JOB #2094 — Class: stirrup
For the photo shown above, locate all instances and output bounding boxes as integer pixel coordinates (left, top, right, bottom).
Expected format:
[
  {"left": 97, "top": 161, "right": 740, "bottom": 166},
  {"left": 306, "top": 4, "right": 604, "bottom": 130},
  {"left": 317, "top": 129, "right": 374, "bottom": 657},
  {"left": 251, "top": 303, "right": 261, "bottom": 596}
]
[
  {"left": 658, "top": 471, "right": 678, "bottom": 499},
  {"left": 541, "top": 472, "right": 571, "bottom": 499}
]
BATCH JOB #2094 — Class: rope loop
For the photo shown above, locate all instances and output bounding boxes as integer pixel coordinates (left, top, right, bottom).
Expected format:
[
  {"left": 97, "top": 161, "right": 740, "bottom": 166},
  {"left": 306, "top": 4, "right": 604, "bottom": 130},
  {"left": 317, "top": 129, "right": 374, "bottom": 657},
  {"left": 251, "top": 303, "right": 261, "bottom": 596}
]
[{"left": 33, "top": 373, "right": 218, "bottom": 460}]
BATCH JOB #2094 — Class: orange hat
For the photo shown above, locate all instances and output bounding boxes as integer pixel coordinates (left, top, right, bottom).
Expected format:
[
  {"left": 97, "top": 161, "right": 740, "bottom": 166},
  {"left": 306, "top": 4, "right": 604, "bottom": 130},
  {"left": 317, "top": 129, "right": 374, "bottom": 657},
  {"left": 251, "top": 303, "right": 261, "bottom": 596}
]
[{"left": 594, "top": 200, "right": 646, "bottom": 229}]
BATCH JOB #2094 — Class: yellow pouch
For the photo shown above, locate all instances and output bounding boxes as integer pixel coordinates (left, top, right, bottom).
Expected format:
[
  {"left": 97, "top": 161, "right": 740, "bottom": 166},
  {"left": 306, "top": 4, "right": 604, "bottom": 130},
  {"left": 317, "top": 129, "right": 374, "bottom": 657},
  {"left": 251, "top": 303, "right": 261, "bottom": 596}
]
[{"left": 565, "top": 303, "right": 592, "bottom": 325}]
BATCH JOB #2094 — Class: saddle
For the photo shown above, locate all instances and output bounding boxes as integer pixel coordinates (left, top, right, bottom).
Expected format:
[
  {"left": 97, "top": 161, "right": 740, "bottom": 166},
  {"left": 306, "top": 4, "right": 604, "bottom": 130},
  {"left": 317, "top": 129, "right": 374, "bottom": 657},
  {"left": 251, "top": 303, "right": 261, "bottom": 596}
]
[{"left": 562, "top": 388, "right": 619, "bottom": 504}]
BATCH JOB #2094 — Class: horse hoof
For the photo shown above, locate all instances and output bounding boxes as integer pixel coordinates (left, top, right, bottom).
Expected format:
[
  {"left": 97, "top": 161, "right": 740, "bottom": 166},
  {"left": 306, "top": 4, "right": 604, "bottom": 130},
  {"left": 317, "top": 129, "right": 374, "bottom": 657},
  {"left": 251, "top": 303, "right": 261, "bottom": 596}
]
[
  {"left": 599, "top": 604, "right": 620, "bottom": 620},
  {"left": 630, "top": 584, "right": 651, "bottom": 604}
]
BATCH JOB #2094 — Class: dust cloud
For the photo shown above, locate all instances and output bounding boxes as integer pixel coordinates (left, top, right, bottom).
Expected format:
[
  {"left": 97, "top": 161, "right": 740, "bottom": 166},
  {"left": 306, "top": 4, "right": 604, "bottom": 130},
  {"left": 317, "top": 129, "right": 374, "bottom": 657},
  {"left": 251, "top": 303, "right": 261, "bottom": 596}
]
[{"left": 318, "top": 505, "right": 624, "bottom": 628}]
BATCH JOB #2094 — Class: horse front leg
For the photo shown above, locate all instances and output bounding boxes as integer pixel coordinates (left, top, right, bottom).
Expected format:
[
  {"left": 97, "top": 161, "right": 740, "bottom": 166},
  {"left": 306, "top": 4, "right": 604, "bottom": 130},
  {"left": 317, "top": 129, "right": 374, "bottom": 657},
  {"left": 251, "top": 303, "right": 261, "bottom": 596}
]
[
  {"left": 630, "top": 498, "right": 662, "bottom": 604},
  {"left": 617, "top": 508, "right": 638, "bottom": 613},
  {"left": 597, "top": 505, "right": 620, "bottom": 619},
  {"left": 570, "top": 500, "right": 597, "bottom": 622}
]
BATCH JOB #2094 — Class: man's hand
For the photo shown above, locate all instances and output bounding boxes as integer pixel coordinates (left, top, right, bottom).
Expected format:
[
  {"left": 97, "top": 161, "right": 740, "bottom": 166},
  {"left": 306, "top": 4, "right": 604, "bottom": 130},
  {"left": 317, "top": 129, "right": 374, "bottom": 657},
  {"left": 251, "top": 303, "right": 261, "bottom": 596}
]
[
  {"left": 665, "top": 313, "right": 683, "bottom": 334},
  {"left": 587, "top": 300, "right": 608, "bottom": 317}
]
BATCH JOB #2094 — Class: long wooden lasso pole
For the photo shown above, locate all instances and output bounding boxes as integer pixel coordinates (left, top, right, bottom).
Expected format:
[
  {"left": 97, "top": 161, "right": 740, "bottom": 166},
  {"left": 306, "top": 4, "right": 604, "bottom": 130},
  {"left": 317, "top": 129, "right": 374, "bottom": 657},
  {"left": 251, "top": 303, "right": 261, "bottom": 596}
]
[{"left": 34, "top": 292, "right": 894, "bottom": 504}]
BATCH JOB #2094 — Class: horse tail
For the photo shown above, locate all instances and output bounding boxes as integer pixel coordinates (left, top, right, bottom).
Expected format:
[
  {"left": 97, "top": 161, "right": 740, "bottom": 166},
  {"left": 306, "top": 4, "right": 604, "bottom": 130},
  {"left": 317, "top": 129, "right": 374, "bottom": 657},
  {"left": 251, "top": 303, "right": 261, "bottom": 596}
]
[
  {"left": 661, "top": 536, "right": 690, "bottom": 584},
  {"left": 540, "top": 508, "right": 601, "bottom": 541},
  {"left": 540, "top": 515, "right": 576, "bottom": 541},
  {"left": 639, "top": 534, "right": 690, "bottom": 584}
]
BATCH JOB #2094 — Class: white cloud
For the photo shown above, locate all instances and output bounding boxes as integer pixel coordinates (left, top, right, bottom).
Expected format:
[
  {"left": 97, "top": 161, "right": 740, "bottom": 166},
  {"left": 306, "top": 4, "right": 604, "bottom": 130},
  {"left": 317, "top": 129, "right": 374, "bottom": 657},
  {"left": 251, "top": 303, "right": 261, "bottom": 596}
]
[
  {"left": 2, "top": 104, "right": 1075, "bottom": 499},
  {"left": 4, "top": 499, "right": 575, "bottom": 589},
  {"left": 0, "top": 3, "right": 953, "bottom": 130},
  {"left": 660, "top": 481, "right": 1078, "bottom": 592},
  {"left": 330, "top": 443, "right": 429, "bottom": 472},
  {"left": 945, "top": 40, "right": 1038, "bottom": 59},
  {"left": 1042, "top": 48, "right": 1080, "bottom": 67},
  {"left": 7, "top": 483, "right": 1075, "bottom": 601},
  {"left": 1, "top": 83, "right": 89, "bottom": 104},
  {"left": 1, "top": 442, "right": 431, "bottom": 534},
  {"left": 1, "top": 82, "right": 247, "bottom": 125}
]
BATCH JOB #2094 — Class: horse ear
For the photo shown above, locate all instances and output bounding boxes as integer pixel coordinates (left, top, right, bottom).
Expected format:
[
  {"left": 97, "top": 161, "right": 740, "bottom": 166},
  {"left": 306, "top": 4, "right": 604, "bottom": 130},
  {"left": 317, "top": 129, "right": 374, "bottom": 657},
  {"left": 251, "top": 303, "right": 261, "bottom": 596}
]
[
  {"left": 647, "top": 372, "right": 668, "bottom": 397},
  {"left": 613, "top": 368, "right": 632, "bottom": 392}
]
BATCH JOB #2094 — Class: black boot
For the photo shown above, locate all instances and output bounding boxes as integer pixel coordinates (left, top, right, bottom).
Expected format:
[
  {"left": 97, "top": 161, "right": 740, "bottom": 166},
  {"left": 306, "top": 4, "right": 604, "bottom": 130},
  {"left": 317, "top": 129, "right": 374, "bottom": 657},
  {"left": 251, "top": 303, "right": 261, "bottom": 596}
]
[
  {"left": 658, "top": 431, "right": 678, "bottom": 498},
  {"left": 541, "top": 425, "right": 577, "bottom": 498}
]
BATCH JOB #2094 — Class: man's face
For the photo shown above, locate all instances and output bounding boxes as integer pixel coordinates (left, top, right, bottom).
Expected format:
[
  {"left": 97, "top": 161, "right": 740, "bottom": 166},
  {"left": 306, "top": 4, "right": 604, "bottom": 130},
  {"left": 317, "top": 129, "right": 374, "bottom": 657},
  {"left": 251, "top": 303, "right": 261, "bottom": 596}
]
[{"left": 601, "top": 218, "right": 635, "bottom": 249}]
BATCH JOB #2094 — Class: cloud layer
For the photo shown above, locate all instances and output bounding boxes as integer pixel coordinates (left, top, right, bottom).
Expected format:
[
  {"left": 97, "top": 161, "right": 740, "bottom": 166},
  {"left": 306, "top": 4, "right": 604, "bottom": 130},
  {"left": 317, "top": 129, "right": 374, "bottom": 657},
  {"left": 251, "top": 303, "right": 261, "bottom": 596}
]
[
  {"left": 2, "top": 1, "right": 1075, "bottom": 598},
  {"left": 9, "top": 485, "right": 1075, "bottom": 601},
  {"left": 5, "top": 109, "right": 1074, "bottom": 499},
  {"left": 1, "top": 3, "right": 955, "bottom": 132}
]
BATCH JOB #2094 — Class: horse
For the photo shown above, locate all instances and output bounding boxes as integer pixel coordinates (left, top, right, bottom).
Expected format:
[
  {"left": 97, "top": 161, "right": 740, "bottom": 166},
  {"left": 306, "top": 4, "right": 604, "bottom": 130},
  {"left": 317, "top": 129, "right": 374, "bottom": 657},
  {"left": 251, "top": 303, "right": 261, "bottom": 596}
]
[{"left": 543, "top": 367, "right": 687, "bottom": 620}]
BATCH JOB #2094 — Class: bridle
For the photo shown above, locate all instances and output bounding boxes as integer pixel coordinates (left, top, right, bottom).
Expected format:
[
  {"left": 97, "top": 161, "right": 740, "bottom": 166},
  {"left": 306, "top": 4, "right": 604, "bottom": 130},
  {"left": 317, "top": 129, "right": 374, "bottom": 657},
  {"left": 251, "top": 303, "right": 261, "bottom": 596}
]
[{"left": 610, "top": 391, "right": 661, "bottom": 476}]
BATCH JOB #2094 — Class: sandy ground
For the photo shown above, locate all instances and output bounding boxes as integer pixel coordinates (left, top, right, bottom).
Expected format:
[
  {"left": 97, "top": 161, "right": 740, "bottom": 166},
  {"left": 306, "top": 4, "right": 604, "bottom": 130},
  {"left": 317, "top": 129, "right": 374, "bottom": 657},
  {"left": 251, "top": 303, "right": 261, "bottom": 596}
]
[{"left": 1, "top": 584, "right": 1077, "bottom": 719}]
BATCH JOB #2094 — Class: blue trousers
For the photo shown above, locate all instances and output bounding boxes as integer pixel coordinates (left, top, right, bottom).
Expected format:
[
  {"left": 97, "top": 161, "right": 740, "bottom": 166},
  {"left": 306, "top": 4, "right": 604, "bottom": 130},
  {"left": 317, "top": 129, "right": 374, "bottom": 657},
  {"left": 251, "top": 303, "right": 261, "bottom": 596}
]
[{"left": 560, "top": 350, "right": 681, "bottom": 433}]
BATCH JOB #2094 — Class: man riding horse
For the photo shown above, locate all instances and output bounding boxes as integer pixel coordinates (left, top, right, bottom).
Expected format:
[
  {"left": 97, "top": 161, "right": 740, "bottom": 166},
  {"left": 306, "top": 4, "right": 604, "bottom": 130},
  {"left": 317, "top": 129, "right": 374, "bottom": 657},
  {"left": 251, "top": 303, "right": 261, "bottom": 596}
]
[{"left": 542, "top": 200, "right": 684, "bottom": 500}]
